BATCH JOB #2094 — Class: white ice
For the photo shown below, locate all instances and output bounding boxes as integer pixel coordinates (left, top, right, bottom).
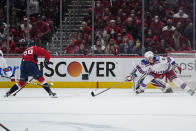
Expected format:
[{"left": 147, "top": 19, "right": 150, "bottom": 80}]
[{"left": 0, "top": 88, "right": 196, "bottom": 131}]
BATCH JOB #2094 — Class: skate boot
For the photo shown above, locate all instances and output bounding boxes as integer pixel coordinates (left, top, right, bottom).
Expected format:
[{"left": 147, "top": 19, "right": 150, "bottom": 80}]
[
  {"left": 4, "top": 91, "right": 12, "bottom": 97},
  {"left": 187, "top": 89, "right": 195, "bottom": 96},
  {"left": 164, "top": 87, "right": 173, "bottom": 93},
  {"left": 135, "top": 88, "right": 144, "bottom": 94},
  {"left": 49, "top": 91, "right": 57, "bottom": 98}
]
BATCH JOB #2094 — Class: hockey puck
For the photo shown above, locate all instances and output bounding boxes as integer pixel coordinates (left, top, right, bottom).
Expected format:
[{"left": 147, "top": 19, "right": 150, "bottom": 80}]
[{"left": 91, "top": 92, "right": 95, "bottom": 97}]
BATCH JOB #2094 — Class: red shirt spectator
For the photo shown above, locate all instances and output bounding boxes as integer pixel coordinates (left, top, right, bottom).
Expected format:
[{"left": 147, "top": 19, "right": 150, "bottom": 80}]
[
  {"left": 173, "top": 8, "right": 189, "bottom": 24},
  {"left": 150, "top": 15, "right": 164, "bottom": 36},
  {"left": 160, "top": 19, "right": 175, "bottom": 42},
  {"left": 64, "top": 39, "right": 79, "bottom": 54},
  {"left": 9, "top": 41, "right": 16, "bottom": 54},
  {"left": 104, "top": 19, "right": 121, "bottom": 37},
  {"left": 29, "top": 25, "right": 42, "bottom": 45}
]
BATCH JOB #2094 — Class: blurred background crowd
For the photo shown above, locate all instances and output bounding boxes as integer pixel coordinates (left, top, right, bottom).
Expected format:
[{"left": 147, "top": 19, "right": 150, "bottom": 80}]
[{"left": 0, "top": 0, "right": 195, "bottom": 56}]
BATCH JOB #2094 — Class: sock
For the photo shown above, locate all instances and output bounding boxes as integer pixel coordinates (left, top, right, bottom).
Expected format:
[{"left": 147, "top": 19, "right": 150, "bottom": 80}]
[
  {"left": 42, "top": 83, "right": 52, "bottom": 93},
  {"left": 9, "top": 84, "right": 19, "bottom": 94}
]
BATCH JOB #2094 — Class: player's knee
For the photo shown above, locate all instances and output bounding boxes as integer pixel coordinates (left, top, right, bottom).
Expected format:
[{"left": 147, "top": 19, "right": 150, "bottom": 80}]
[
  {"left": 37, "top": 76, "right": 46, "bottom": 84},
  {"left": 18, "top": 81, "right": 26, "bottom": 87}
]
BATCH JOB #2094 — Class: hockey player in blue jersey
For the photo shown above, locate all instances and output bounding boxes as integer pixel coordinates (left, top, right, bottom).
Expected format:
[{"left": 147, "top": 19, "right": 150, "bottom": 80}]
[{"left": 126, "top": 51, "right": 195, "bottom": 96}]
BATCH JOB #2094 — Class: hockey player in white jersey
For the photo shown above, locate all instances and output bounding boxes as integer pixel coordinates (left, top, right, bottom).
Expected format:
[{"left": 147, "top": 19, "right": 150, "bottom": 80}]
[
  {"left": 126, "top": 51, "right": 195, "bottom": 96},
  {"left": 0, "top": 50, "right": 15, "bottom": 82}
]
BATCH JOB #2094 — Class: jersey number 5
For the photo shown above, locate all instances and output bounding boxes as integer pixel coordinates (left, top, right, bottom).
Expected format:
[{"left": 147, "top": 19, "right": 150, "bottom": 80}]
[{"left": 24, "top": 49, "right": 33, "bottom": 56}]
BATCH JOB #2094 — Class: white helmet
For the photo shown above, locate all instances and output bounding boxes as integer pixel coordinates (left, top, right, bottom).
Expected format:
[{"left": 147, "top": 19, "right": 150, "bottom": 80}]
[
  {"left": 144, "top": 51, "right": 154, "bottom": 59},
  {"left": 0, "top": 50, "right": 3, "bottom": 56}
]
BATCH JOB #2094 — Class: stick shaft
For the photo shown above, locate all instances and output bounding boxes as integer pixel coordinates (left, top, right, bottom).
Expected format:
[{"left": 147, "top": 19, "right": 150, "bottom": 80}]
[
  {"left": 0, "top": 123, "right": 11, "bottom": 131},
  {"left": 13, "top": 77, "right": 34, "bottom": 96},
  {"left": 92, "top": 82, "right": 124, "bottom": 97}
]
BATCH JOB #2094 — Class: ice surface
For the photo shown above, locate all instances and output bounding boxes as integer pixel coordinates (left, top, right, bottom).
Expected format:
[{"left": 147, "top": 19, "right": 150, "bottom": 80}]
[{"left": 0, "top": 88, "right": 196, "bottom": 131}]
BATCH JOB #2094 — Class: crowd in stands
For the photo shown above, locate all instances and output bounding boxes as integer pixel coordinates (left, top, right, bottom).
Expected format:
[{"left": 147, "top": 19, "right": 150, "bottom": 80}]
[
  {"left": 0, "top": 0, "right": 59, "bottom": 54},
  {"left": 65, "top": 0, "right": 194, "bottom": 56},
  {"left": 0, "top": 0, "right": 194, "bottom": 56}
]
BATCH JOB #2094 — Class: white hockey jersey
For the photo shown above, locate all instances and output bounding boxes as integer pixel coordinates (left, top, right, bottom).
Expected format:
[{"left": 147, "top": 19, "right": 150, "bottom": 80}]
[
  {"left": 0, "top": 56, "right": 12, "bottom": 77},
  {"left": 134, "top": 56, "right": 175, "bottom": 77}
]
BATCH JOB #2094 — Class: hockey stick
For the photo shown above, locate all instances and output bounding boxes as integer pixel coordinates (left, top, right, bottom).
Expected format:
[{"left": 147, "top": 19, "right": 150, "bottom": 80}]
[
  {"left": 91, "top": 81, "right": 125, "bottom": 97},
  {"left": 13, "top": 77, "right": 34, "bottom": 96},
  {"left": 132, "top": 76, "right": 136, "bottom": 92},
  {"left": 13, "top": 81, "right": 54, "bottom": 96},
  {"left": 0, "top": 123, "right": 11, "bottom": 131}
]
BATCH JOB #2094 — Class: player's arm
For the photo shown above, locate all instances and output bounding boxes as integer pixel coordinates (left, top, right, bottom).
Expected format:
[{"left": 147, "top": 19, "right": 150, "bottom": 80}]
[
  {"left": 36, "top": 46, "right": 51, "bottom": 65},
  {"left": 126, "top": 60, "right": 147, "bottom": 81},
  {"left": 167, "top": 56, "right": 182, "bottom": 74}
]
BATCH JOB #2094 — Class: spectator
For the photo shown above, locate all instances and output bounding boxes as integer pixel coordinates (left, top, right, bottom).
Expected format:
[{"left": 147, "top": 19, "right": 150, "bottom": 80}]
[
  {"left": 169, "top": 30, "right": 191, "bottom": 51},
  {"left": 29, "top": 23, "right": 42, "bottom": 45},
  {"left": 104, "top": 19, "right": 121, "bottom": 39},
  {"left": 160, "top": 19, "right": 175, "bottom": 42},
  {"left": 79, "top": 43, "right": 89, "bottom": 55},
  {"left": 150, "top": 15, "right": 164, "bottom": 36},
  {"left": 124, "top": 17, "right": 140, "bottom": 40},
  {"left": 118, "top": 35, "right": 133, "bottom": 54},
  {"left": 173, "top": 7, "right": 189, "bottom": 24},
  {"left": 64, "top": 39, "right": 79, "bottom": 54},
  {"left": 36, "top": 15, "right": 50, "bottom": 48},
  {"left": 105, "top": 38, "right": 118, "bottom": 55},
  {"left": 94, "top": 0, "right": 104, "bottom": 22},
  {"left": 94, "top": 40, "right": 105, "bottom": 54},
  {"left": 144, "top": 29, "right": 159, "bottom": 51},
  {"left": 29, "top": 0, "right": 40, "bottom": 17},
  {"left": 184, "top": 22, "right": 193, "bottom": 47},
  {"left": 132, "top": 39, "right": 142, "bottom": 56},
  {"left": 80, "top": 21, "right": 92, "bottom": 37},
  {"left": 154, "top": 39, "right": 167, "bottom": 54},
  {"left": 16, "top": 39, "right": 27, "bottom": 54},
  {"left": 178, "top": 41, "right": 191, "bottom": 51},
  {"left": 0, "top": 22, "right": 7, "bottom": 43},
  {"left": 20, "top": 17, "right": 32, "bottom": 40},
  {"left": 121, "top": 28, "right": 134, "bottom": 42}
]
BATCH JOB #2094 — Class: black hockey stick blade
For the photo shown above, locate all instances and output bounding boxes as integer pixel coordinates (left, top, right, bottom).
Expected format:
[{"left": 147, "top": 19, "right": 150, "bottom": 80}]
[{"left": 91, "top": 92, "right": 95, "bottom": 97}]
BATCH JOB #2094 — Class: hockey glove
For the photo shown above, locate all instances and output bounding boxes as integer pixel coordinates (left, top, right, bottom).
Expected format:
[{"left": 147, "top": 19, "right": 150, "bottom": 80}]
[
  {"left": 173, "top": 64, "right": 182, "bottom": 74},
  {"left": 125, "top": 73, "right": 137, "bottom": 81},
  {"left": 44, "top": 59, "right": 50, "bottom": 66}
]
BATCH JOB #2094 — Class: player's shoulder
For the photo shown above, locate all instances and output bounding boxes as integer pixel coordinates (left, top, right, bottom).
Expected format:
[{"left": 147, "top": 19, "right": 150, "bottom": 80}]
[
  {"left": 141, "top": 59, "right": 149, "bottom": 66},
  {"left": 153, "top": 55, "right": 160, "bottom": 62}
]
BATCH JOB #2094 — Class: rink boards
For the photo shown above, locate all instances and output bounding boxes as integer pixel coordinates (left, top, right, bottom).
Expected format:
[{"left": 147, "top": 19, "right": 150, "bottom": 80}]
[{"left": 0, "top": 56, "right": 196, "bottom": 89}]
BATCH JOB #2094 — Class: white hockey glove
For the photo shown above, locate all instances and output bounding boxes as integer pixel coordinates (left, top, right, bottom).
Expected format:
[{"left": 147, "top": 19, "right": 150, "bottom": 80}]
[{"left": 125, "top": 73, "right": 137, "bottom": 81}]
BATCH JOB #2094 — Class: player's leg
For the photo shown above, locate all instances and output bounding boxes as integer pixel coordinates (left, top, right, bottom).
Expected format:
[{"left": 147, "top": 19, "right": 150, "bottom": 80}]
[
  {"left": 166, "top": 70, "right": 195, "bottom": 96},
  {"left": 4, "top": 62, "right": 28, "bottom": 97},
  {"left": 151, "top": 78, "right": 173, "bottom": 93},
  {"left": 136, "top": 74, "right": 154, "bottom": 94},
  {"left": 31, "top": 63, "right": 57, "bottom": 97}
]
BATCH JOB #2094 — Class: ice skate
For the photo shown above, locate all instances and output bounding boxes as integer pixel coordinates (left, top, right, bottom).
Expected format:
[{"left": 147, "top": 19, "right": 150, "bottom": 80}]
[
  {"left": 4, "top": 91, "right": 12, "bottom": 97},
  {"left": 49, "top": 91, "right": 57, "bottom": 98},
  {"left": 187, "top": 89, "right": 195, "bottom": 96},
  {"left": 163, "top": 87, "right": 173, "bottom": 93}
]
